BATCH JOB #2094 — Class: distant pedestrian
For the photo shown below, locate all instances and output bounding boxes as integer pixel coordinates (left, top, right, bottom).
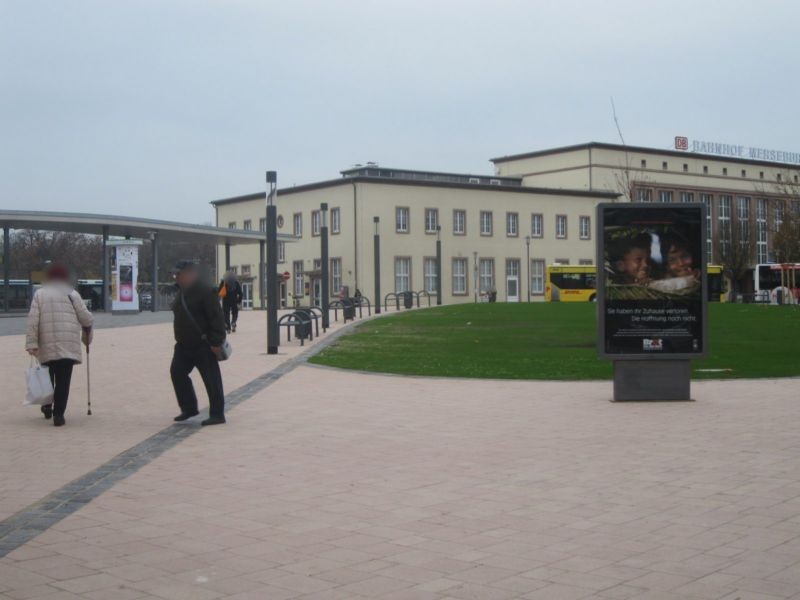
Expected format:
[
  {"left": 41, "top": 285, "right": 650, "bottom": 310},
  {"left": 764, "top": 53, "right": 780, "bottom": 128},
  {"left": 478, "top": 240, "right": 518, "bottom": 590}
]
[
  {"left": 218, "top": 270, "right": 243, "bottom": 333},
  {"left": 171, "top": 261, "right": 227, "bottom": 426},
  {"left": 25, "top": 263, "right": 93, "bottom": 427}
]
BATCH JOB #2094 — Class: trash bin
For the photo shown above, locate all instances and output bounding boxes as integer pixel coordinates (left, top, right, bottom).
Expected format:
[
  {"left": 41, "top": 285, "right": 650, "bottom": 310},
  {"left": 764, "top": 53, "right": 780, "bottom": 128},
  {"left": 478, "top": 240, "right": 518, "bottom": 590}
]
[
  {"left": 343, "top": 299, "right": 356, "bottom": 321},
  {"left": 293, "top": 311, "right": 312, "bottom": 339},
  {"left": 403, "top": 291, "right": 414, "bottom": 309}
]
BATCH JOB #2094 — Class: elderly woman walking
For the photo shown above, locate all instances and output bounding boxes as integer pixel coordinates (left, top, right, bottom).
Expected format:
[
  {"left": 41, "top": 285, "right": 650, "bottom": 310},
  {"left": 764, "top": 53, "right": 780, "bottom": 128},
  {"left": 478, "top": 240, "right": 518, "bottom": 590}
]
[{"left": 25, "top": 264, "right": 93, "bottom": 427}]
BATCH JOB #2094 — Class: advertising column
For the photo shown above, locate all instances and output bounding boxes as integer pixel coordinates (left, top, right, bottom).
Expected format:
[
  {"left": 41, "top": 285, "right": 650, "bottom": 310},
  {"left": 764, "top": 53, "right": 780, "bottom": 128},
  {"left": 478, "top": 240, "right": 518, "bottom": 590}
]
[
  {"left": 109, "top": 240, "right": 142, "bottom": 314},
  {"left": 597, "top": 203, "right": 708, "bottom": 401}
]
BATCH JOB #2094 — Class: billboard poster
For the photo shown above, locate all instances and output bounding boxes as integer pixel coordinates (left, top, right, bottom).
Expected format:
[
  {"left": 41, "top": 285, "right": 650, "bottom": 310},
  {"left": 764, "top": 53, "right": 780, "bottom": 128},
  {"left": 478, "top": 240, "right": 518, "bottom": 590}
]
[
  {"left": 597, "top": 203, "right": 707, "bottom": 358},
  {"left": 111, "top": 243, "right": 140, "bottom": 312}
]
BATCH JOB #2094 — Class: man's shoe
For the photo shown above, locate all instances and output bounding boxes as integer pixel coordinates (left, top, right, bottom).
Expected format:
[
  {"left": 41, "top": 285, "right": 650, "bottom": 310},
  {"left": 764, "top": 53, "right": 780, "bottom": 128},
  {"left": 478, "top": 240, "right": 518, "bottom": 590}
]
[
  {"left": 41, "top": 405, "right": 52, "bottom": 420},
  {"left": 201, "top": 415, "right": 226, "bottom": 426},
  {"left": 53, "top": 415, "right": 65, "bottom": 427},
  {"left": 232, "top": 323, "right": 237, "bottom": 332},
  {"left": 174, "top": 410, "right": 199, "bottom": 422}
]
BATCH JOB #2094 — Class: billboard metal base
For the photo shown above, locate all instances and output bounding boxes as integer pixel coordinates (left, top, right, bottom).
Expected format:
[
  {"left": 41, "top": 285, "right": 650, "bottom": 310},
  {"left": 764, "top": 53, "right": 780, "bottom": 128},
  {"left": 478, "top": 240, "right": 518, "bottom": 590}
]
[{"left": 613, "top": 360, "right": 693, "bottom": 402}]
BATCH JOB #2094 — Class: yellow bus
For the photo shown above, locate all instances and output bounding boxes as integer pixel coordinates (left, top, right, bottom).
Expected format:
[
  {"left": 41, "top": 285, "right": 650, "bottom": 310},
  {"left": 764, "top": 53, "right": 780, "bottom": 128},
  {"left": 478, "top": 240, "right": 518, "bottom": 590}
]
[
  {"left": 546, "top": 264, "right": 727, "bottom": 302},
  {"left": 545, "top": 265, "right": 598, "bottom": 302}
]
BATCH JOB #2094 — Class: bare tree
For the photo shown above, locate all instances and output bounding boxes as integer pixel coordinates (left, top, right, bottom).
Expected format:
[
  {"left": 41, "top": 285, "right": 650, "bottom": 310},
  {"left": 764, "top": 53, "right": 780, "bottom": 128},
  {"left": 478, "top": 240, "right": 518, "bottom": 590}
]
[
  {"left": 609, "top": 98, "right": 650, "bottom": 202},
  {"left": 716, "top": 215, "right": 755, "bottom": 298},
  {"left": 10, "top": 230, "right": 103, "bottom": 278},
  {"left": 772, "top": 202, "right": 800, "bottom": 262}
]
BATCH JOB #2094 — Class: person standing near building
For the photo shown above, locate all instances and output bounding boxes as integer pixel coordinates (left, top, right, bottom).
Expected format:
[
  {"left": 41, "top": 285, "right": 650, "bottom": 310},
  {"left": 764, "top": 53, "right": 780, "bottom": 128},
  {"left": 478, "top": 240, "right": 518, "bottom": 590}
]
[
  {"left": 218, "top": 270, "right": 243, "bottom": 333},
  {"left": 25, "top": 263, "right": 93, "bottom": 427},
  {"left": 171, "top": 261, "right": 227, "bottom": 426}
]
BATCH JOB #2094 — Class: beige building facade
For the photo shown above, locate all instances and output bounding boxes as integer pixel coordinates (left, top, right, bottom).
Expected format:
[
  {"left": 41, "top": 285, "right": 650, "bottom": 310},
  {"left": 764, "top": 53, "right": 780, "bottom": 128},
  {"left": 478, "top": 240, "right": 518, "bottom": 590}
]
[{"left": 212, "top": 167, "right": 616, "bottom": 308}]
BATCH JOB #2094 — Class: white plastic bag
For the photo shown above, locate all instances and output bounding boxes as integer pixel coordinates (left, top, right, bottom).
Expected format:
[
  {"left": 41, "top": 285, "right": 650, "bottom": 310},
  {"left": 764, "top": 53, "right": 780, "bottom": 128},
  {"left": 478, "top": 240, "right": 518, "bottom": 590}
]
[{"left": 25, "top": 358, "right": 54, "bottom": 406}]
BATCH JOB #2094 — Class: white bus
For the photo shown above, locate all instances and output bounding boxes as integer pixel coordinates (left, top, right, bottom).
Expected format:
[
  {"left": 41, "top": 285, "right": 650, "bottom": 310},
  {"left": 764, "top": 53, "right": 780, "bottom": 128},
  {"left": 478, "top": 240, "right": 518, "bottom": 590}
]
[{"left": 754, "top": 263, "right": 800, "bottom": 304}]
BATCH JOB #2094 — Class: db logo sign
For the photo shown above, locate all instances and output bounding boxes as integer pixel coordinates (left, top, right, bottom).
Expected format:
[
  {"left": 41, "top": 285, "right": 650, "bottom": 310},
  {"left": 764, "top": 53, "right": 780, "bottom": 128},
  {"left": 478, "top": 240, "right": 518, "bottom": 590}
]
[
  {"left": 643, "top": 338, "right": 663, "bottom": 351},
  {"left": 674, "top": 136, "right": 689, "bottom": 150}
]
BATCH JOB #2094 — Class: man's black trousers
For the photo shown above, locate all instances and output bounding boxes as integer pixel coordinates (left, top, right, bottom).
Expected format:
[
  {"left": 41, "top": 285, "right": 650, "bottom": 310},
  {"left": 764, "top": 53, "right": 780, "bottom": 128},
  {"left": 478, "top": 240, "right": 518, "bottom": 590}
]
[
  {"left": 222, "top": 302, "right": 239, "bottom": 331},
  {"left": 44, "top": 358, "right": 76, "bottom": 418},
  {"left": 170, "top": 343, "right": 225, "bottom": 417}
]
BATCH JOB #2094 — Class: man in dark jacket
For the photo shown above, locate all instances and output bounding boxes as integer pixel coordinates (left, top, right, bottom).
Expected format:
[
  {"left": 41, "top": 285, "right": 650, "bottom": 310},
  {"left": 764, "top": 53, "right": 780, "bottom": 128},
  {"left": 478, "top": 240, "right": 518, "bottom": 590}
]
[
  {"left": 218, "top": 270, "right": 243, "bottom": 333},
  {"left": 171, "top": 261, "right": 227, "bottom": 426}
]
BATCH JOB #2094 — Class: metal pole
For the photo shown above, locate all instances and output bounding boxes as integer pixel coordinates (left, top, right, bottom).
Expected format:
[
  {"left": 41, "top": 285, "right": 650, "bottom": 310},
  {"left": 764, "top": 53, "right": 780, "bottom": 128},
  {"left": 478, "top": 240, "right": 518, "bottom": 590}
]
[
  {"left": 266, "top": 171, "right": 279, "bottom": 354},
  {"left": 102, "top": 225, "right": 110, "bottom": 312},
  {"left": 2, "top": 225, "right": 9, "bottom": 313},
  {"left": 435, "top": 225, "right": 442, "bottom": 306},
  {"left": 373, "top": 217, "right": 381, "bottom": 314},
  {"left": 151, "top": 232, "right": 158, "bottom": 312},
  {"left": 320, "top": 203, "right": 330, "bottom": 329},
  {"left": 526, "top": 236, "right": 531, "bottom": 302},
  {"left": 259, "top": 240, "right": 266, "bottom": 310}
]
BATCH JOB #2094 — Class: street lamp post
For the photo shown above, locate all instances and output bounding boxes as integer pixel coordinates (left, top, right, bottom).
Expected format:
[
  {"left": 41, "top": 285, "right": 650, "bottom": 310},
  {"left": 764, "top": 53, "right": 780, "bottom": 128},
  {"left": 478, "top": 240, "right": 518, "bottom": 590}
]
[
  {"left": 525, "top": 235, "right": 531, "bottom": 302},
  {"left": 266, "top": 171, "right": 279, "bottom": 355},
  {"left": 373, "top": 217, "right": 381, "bottom": 314},
  {"left": 435, "top": 225, "right": 442, "bottom": 306},
  {"left": 320, "top": 203, "right": 330, "bottom": 330}
]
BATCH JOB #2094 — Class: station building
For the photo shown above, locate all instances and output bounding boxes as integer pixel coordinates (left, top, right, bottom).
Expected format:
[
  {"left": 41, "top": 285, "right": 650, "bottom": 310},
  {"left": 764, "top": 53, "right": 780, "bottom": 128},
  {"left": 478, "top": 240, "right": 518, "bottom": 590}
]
[{"left": 212, "top": 141, "right": 800, "bottom": 307}]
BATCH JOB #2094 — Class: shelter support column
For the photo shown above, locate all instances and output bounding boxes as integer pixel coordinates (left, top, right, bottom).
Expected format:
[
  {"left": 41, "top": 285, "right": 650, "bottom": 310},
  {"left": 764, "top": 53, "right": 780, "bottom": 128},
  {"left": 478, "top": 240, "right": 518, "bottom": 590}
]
[
  {"left": 225, "top": 242, "right": 231, "bottom": 272},
  {"left": 102, "top": 226, "right": 110, "bottom": 312},
  {"left": 151, "top": 232, "right": 159, "bottom": 312},
  {"left": 3, "top": 224, "right": 9, "bottom": 313}
]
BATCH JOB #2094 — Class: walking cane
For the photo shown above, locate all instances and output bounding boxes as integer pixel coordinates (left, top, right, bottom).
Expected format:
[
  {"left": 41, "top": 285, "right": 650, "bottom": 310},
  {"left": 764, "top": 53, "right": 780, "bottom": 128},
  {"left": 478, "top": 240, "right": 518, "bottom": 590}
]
[{"left": 84, "top": 328, "right": 92, "bottom": 416}]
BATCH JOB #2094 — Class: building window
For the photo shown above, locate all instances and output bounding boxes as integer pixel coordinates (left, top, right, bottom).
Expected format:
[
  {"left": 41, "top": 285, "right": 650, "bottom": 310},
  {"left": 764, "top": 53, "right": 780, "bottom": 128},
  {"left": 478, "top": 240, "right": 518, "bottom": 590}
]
[
  {"left": 452, "top": 258, "right": 468, "bottom": 295},
  {"left": 640, "top": 159, "right": 647, "bottom": 168},
  {"left": 579, "top": 216, "right": 590, "bottom": 240},
  {"left": 554, "top": 258, "right": 570, "bottom": 265},
  {"left": 243, "top": 219, "right": 252, "bottom": 231},
  {"left": 759, "top": 171, "right": 764, "bottom": 180},
  {"left": 700, "top": 194, "right": 713, "bottom": 262},
  {"left": 555, "top": 215, "right": 567, "bottom": 239},
  {"left": 777, "top": 173, "right": 782, "bottom": 182},
  {"left": 531, "top": 259, "right": 545, "bottom": 295},
  {"left": 774, "top": 200, "right": 785, "bottom": 231},
  {"left": 506, "top": 212, "right": 519, "bottom": 237},
  {"left": 277, "top": 241, "right": 286, "bottom": 263},
  {"left": 683, "top": 164, "right": 688, "bottom": 173},
  {"left": 662, "top": 161, "right": 668, "bottom": 170},
  {"left": 229, "top": 266, "right": 238, "bottom": 275},
  {"left": 293, "top": 213, "right": 302, "bottom": 237},
  {"left": 241, "top": 264, "right": 251, "bottom": 276},
  {"left": 330, "top": 258, "right": 342, "bottom": 295},
  {"left": 741, "top": 169, "right": 747, "bottom": 178},
  {"left": 396, "top": 207, "right": 410, "bottom": 233},
  {"left": 331, "top": 208, "right": 341, "bottom": 234},
  {"left": 756, "top": 198, "right": 768, "bottom": 264},
  {"left": 425, "top": 208, "right": 439, "bottom": 233},
  {"left": 394, "top": 257, "right": 411, "bottom": 292},
  {"left": 423, "top": 258, "right": 437, "bottom": 294},
  {"left": 703, "top": 165, "right": 708, "bottom": 174},
  {"left": 311, "top": 210, "right": 321, "bottom": 236},
  {"left": 531, "top": 213, "right": 543, "bottom": 237},
  {"left": 723, "top": 167, "right": 728, "bottom": 176},
  {"left": 636, "top": 188, "right": 652, "bottom": 202},
  {"left": 293, "top": 260, "right": 304, "bottom": 297},
  {"left": 737, "top": 196, "right": 751, "bottom": 248},
  {"left": 228, "top": 221, "right": 236, "bottom": 229},
  {"left": 658, "top": 190, "right": 673, "bottom": 203},
  {"left": 579, "top": 259, "right": 593, "bottom": 265},
  {"left": 680, "top": 192, "right": 694, "bottom": 203},
  {"left": 480, "top": 211, "right": 493, "bottom": 236},
  {"left": 719, "top": 195, "right": 732, "bottom": 256},
  {"left": 479, "top": 258, "right": 494, "bottom": 293},
  {"left": 453, "top": 209, "right": 466, "bottom": 235},
  {"left": 259, "top": 217, "right": 266, "bottom": 232}
]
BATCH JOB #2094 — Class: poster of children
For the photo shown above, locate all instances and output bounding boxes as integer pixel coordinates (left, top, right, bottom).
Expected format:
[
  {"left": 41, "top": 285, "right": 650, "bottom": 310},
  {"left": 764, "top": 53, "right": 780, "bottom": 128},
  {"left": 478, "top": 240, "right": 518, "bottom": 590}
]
[{"left": 598, "top": 204, "right": 707, "bottom": 357}]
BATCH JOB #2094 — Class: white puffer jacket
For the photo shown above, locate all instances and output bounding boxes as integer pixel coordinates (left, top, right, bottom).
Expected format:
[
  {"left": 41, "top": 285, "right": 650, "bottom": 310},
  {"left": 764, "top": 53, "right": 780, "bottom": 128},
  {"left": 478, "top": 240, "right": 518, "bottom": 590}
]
[{"left": 26, "top": 283, "right": 94, "bottom": 364}]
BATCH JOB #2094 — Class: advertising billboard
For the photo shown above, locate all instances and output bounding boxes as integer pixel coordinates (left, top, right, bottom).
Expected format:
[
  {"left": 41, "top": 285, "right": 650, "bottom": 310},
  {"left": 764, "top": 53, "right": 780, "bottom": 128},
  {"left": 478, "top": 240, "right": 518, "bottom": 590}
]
[
  {"left": 110, "top": 242, "right": 140, "bottom": 312},
  {"left": 597, "top": 203, "right": 707, "bottom": 359}
]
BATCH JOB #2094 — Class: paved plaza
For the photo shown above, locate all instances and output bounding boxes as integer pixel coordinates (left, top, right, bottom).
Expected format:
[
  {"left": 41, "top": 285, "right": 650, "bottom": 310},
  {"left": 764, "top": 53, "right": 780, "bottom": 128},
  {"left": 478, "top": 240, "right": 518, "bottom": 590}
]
[{"left": 1, "top": 310, "right": 799, "bottom": 599}]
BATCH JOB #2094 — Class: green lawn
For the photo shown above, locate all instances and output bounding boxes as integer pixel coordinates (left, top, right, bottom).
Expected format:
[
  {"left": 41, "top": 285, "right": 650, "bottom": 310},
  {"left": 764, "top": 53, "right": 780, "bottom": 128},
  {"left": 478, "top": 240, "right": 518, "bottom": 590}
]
[{"left": 310, "top": 303, "right": 800, "bottom": 380}]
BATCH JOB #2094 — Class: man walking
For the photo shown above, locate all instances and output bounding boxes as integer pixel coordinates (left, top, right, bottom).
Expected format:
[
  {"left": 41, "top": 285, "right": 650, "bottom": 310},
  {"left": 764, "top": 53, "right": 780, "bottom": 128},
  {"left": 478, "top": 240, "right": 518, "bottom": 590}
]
[
  {"left": 218, "top": 270, "right": 243, "bottom": 333},
  {"left": 171, "top": 261, "right": 227, "bottom": 426}
]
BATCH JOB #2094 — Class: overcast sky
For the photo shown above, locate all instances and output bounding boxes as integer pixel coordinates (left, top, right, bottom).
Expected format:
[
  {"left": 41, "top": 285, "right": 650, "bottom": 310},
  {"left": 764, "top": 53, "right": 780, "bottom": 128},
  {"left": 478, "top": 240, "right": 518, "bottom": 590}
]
[{"left": 2, "top": 0, "right": 798, "bottom": 223}]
